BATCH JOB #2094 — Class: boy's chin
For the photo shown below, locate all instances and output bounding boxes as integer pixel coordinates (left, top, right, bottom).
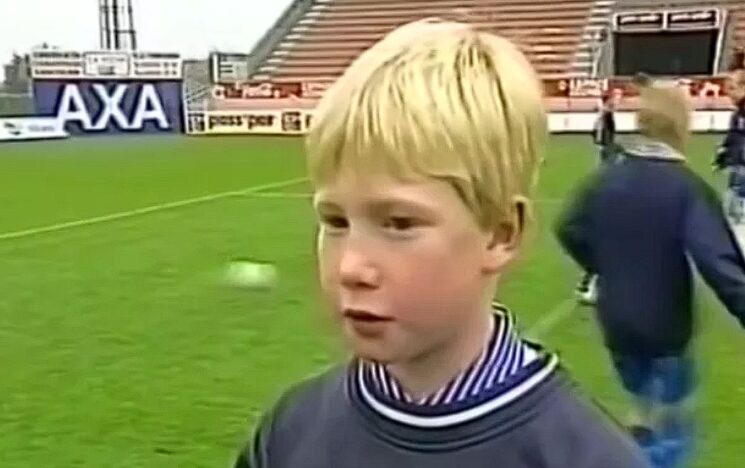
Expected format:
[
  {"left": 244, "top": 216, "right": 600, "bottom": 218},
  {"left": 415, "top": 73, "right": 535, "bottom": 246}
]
[{"left": 345, "top": 336, "right": 400, "bottom": 364}]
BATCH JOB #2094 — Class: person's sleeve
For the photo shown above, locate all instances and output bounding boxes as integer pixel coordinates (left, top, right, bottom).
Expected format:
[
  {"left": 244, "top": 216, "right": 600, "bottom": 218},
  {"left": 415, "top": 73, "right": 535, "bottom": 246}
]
[
  {"left": 684, "top": 176, "right": 745, "bottom": 328},
  {"left": 715, "top": 114, "right": 744, "bottom": 169},
  {"left": 233, "top": 413, "right": 272, "bottom": 468},
  {"left": 554, "top": 176, "right": 599, "bottom": 274}
]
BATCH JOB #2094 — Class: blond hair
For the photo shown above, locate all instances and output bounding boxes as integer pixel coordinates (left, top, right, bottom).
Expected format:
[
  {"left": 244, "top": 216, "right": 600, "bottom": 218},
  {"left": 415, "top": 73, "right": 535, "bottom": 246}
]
[
  {"left": 727, "top": 69, "right": 745, "bottom": 103},
  {"left": 305, "top": 18, "right": 547, "bottom": 230},
  {"left": 636, "top": 82, "right": 691, "bottom": 153}
]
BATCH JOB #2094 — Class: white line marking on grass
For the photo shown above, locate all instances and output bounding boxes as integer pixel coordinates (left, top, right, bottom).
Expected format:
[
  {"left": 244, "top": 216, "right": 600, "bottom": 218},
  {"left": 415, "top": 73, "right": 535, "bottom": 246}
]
[
  {"left": 246, "top": 192, "right": 313, "bottom": 199},
  {"left": 0, "top": 176, "right": 308, "bottom": 242},
  {"left": 526, "top": 298, "right": 578, "bottom": 339}
]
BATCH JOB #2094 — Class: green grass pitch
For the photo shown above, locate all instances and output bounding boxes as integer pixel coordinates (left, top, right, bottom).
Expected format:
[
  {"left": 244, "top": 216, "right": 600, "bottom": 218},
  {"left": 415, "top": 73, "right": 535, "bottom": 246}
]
[{"left": 1, "top": 135, "right": 744, "bottom": 467}]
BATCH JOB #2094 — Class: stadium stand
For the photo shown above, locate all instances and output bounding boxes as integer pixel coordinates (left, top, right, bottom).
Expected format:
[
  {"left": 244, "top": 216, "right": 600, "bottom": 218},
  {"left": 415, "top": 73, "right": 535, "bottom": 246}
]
[
  {"left": 250, "top": 0, "right": 599, "bottom": 83},
  {"left": 733, "top": 3, "right": 745, "bottom": 52},
  {"left": 206, "top": 0, "right": 745, "bottom": 114}
]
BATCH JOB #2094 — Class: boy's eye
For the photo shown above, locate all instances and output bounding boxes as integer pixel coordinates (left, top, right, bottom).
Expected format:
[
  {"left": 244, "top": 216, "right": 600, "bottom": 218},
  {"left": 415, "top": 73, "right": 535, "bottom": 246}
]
[
  {"left": 384, "top": 216, "right": 417, "bottom": 231},
  {"left": 321, "top": 215, "right": 349, "bottom": 230}
]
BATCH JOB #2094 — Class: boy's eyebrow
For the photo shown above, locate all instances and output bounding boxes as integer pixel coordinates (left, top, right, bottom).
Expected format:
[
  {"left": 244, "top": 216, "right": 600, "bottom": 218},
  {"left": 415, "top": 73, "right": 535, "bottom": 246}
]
[
  {"left": 313, "top": 199, "right": 341, "bottom": 211},
  {"left": 366, "top": 197, "right": 440, "bottom": 217},
  {"left": 313, "top": 196, "right": 438, "bottom": 216},
  {"left": 368, "top": 198, "right": 427, "bottom": 211}
]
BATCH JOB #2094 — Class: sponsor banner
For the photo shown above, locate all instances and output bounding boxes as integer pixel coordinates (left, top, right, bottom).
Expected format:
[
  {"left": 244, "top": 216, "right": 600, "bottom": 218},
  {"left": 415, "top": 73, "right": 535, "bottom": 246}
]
[
  {"left": 211, "top": 82, "right": 303, "bottom": 100},
  {"left": 186, "top": 109, "right": 313, "bottom": 135},
  {"left": 0, "top": 116, "right": 69, "bottom": 142},
  {"left": 604, "top": 77, "right": 729, "bottom": 100},
  {"left": 544, "top": 78, "right": 617, "bottom": 98},
  {"left": 301, "top": 82, "right": 332, "bottom": 100},
  {"left": 210, "top": 82, "right": 333, "bottom": 100},
  {"left": 188, "top": 109, "right": 731, "bottom": 135},
  {"left": 33, "top": 80, "right": 184, "bottom": 135},
  {"left": 294, "top": 77, "right": 733, "bottom": 101},
  {"left": 544, "top": 76, "right": 730, "bottom": 99},
  {"left": 549, "top": 111, "right": 731, "bottom": 133}
]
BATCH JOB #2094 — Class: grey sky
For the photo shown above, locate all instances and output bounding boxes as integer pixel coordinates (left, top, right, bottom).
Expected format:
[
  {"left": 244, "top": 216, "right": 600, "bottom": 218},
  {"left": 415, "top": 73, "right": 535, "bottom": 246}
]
[{"left": 0, "top": 0, "right": 292, "bottom": 77}]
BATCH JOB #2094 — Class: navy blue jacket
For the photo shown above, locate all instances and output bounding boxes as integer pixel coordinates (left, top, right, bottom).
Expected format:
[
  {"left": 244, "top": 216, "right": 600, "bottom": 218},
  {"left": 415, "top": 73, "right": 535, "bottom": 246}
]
[
  {"left": 714, "top": 101, "right": 745, "bottom": 170},
  {"left": 556, "top": 140, "right": 745, "bottom": 356}
]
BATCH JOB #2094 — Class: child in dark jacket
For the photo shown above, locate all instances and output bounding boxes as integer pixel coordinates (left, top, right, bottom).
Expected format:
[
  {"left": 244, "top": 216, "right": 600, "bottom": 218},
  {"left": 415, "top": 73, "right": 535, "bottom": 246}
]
[
  {"left": 713, "top": 70, "right": 745, "bottom": 222},
  {"left": 556, "top": 82, "right": 745, "bottom": 468}
]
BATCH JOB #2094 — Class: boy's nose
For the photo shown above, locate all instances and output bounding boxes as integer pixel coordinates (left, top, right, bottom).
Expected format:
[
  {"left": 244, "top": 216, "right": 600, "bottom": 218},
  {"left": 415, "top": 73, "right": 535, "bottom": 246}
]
[{"left": 339, "top": 246, "right": 380, "bottom": 289}]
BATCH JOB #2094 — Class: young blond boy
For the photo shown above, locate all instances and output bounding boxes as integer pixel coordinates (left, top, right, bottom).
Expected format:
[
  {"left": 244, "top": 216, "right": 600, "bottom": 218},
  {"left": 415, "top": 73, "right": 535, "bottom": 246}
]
[
  {"left": 235, "top": 19, "right": 647, "bottom": 468},
  {"left": 557, "top": 82, "right": 745, "bottom": 467}
]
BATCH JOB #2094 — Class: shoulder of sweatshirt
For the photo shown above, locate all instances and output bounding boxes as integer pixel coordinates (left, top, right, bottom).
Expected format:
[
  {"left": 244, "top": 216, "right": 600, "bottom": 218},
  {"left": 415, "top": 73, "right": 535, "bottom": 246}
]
[
  {"left": 516, "top": 376, "right": 650, "bottom": 468},
  {"left": 263, "top": 364, "right": 347, "bottom": 434}
]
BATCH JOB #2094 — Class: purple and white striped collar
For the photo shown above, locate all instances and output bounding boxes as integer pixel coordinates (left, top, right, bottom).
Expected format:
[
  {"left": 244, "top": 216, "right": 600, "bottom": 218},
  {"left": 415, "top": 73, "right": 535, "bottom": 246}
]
[{"left": 354, "top": 305, "right": 559, "bottom": 427}]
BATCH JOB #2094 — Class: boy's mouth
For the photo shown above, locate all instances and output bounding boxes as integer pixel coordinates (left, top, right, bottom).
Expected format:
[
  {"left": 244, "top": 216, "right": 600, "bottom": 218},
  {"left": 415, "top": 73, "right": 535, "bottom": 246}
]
[{"left": 343, "top": 309, "right": 393, "bottom": 323}]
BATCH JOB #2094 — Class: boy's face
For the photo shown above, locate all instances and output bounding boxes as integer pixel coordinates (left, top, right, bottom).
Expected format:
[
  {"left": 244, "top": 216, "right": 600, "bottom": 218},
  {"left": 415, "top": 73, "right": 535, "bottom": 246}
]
[
  {"left": 727, "top": 72, "right": 745, "bottom": 104},
  {"left": 603, "top": 94, "right": 617, "bottom": 111},
  {"left": 313, "top": 171, "right": 518, "bottom": 365},
  {"left": 731, "top": 85, "right": 745, "bottom": 105}
]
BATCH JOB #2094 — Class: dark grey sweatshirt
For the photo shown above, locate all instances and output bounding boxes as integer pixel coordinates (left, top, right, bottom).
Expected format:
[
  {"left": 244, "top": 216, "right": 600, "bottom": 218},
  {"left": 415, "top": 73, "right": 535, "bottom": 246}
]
[{"left": 234, "top": 359, "right": 649, "bottom": 468}]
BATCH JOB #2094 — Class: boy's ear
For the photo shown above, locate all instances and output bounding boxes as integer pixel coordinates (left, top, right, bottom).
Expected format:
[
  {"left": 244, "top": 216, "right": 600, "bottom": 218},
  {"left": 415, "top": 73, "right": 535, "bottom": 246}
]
[{"left": 483, "top": 198, "right": 527, "bottom": 274}]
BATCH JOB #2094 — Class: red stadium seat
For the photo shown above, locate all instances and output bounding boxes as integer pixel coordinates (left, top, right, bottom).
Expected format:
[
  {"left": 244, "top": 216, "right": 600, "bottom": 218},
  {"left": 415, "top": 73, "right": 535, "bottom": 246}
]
[{"left": 251, "top": 0, "right": 596, "bottom": 82}]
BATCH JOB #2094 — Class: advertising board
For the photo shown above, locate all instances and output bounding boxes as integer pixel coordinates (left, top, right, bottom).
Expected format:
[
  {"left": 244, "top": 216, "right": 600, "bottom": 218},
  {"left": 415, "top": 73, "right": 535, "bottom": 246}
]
[
  {"left": 185, "top": 109, "right": 312, "bottom": 135},
  {"left": 33, "top": 80, "right": 184, "bottom": 135},
  {"left": 0, "top": 117, "right": 69, "bottom": 142}
]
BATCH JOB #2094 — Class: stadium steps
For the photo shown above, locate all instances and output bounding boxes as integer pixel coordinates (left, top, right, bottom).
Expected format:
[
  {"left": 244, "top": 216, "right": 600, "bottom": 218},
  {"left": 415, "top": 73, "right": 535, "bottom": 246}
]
[
  {"left": 731, "top": 3, "right": 745, "bottom": 55},
  {"left": 246, "top": 0, "right": 319, "bottom": 78},
  {"left": 570, "top": 0, "right": 616, "bottom": 77},
  {"left": 718, "top": 4, "right": 745, "bottom": 72},
  {"left": 252, "top": 0, "right": 596, "bottom": 82}
]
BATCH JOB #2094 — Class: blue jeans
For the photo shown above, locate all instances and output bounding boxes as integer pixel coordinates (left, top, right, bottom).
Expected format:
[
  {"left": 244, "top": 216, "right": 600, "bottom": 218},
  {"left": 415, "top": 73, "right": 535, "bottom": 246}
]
[
  {"left": 726, "top": 189, "right": 744, "bottom": 223},
  {"left": 612, "top": 353, "right": 696, "bottom": 468}
]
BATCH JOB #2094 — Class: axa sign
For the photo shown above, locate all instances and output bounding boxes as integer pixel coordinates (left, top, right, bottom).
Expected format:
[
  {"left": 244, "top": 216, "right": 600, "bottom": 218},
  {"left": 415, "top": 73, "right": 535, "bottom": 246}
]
[{"left": 33, "top": 80, "right": 184, "bottom": 135}]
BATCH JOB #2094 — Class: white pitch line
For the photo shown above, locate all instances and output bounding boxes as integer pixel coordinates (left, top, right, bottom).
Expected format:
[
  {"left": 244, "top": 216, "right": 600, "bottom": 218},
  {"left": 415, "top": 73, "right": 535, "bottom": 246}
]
[
  {"left": 0, "top": 176, "right": 308, "bottom": 242},
  {"left": 526, "top": 298, "right": 578, "bottom": 339},
  {"left": 246, "top": 192, "right": 313, "bottom": 199}
]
